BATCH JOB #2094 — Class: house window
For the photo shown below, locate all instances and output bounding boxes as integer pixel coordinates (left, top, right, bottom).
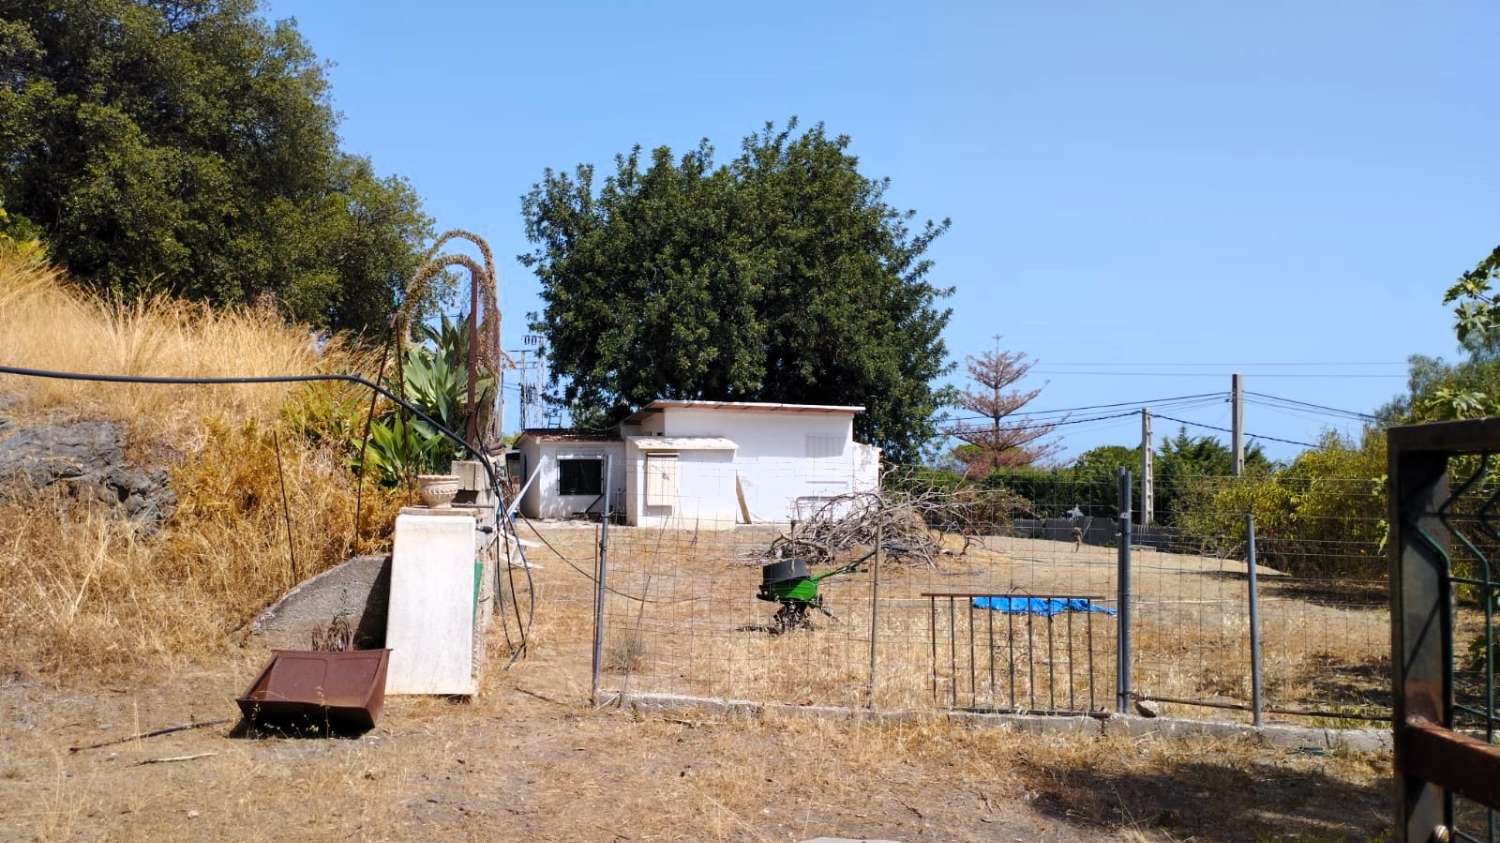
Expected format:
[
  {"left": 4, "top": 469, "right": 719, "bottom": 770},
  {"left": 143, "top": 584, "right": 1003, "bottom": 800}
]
[
  {"left": 805, "top": 434, "right": 843, "bottom": 458},
  {"left": 558, "top": 458, "right": 603, "bottom": 496},
  {"left": 645, "top": 453, "right": 680, "bottom": 507}
]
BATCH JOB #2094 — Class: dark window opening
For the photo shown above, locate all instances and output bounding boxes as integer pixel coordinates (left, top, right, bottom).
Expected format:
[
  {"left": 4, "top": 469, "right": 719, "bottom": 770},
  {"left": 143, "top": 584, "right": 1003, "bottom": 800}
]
[{"left": 558, "top": 458, "right": 603, "bottom": 496}]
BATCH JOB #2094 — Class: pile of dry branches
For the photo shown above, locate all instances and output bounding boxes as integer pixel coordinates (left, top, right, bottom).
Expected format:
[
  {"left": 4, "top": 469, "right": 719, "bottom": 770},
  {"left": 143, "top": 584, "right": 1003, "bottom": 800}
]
[{"left": 759, "top": 484, "right": 1025, "bottom": 568}]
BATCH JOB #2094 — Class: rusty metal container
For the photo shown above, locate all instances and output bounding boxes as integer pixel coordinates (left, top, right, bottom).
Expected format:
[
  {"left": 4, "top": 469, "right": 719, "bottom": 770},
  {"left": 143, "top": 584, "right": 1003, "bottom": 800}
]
[{"left": 236, "top": 649, "right": 390, "bottom": 733}]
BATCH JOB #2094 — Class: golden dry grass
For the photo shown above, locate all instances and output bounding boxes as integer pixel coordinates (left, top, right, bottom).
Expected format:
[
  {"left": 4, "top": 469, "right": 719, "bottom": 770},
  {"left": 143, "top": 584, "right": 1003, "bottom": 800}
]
[
  {"left": 0, "top": 254, "right": 404, "bottom": 677},
  {"left": 0, "top": 253, "right": 365, "bottom": 448}
]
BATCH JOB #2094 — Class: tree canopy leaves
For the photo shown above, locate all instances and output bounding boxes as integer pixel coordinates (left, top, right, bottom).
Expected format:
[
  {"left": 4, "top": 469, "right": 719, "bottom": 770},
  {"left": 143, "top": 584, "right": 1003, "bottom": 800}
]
[
  {"left": 0, "top": 0, "right": 433, "bottom": 331},
  {"left": 520, "top": 119, "right": 954, "bottom": 462}
]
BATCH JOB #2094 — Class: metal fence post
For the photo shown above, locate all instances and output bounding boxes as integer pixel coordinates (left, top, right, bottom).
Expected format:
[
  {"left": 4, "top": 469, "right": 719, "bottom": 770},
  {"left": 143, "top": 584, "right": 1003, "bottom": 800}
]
[
  {"left": 868, "top": 520, "right": 882, "bottom": 709},
  {"left": 590, "top": 456, "right": 612, "bottom": 707},
  {"left": 1116, "top": 468, "right": 1133, "bottom": 714},
  {"left": 1246, "top": 513, "right": 1263, "bottom": 727}
]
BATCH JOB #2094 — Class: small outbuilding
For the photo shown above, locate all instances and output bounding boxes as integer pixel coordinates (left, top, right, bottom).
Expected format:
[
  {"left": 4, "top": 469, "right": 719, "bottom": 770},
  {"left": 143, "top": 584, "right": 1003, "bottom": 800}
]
[{"left": 511, "top": 400, "right": 880, "bottom": 528}]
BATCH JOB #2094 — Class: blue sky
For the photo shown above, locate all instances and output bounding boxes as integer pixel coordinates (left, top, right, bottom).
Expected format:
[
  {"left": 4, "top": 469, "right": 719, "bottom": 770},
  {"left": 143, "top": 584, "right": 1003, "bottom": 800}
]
[{"left": 263, "top": 0, "right": 1499, "bottom": 461}]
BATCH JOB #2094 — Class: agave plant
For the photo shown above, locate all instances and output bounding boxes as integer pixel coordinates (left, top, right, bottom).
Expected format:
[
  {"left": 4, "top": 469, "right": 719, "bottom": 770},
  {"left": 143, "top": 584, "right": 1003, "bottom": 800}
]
[
  {"left": 362, "top": 316, "right": 497, "bottom": 485},
  {"left": 363, "top": 411, "right": 454, "bottom": 486}
]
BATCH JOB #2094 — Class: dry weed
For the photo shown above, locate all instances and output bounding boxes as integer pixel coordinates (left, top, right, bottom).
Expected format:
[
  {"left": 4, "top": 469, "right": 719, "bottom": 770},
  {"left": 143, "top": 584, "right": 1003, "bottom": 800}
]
[
  {"left": 0, "top": 254, "right": 408, "bottom": 677},
  {"left": 0, "top": 253, "right": 367, "bottom": 448}
]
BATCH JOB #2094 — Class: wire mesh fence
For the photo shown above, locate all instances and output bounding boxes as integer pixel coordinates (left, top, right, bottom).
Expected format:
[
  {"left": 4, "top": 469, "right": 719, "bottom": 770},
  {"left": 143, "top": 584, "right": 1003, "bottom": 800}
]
[{"left": 562, "top": 465, "right": 1392, "bottom": 725}]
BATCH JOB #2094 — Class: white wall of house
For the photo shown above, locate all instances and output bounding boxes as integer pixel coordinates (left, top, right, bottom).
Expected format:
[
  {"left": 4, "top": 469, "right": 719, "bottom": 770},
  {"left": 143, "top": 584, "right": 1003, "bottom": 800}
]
[
  {"left": 623, "top": 406, "right": 880, "bottom": 529},
  {"left": 516, "top": 437, "right": 625, "bottom": 520}
]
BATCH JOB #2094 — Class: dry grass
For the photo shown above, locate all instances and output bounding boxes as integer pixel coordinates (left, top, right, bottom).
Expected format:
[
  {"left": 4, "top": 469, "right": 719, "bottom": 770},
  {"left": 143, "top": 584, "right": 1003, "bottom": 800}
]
[
  {"left": 0, "top": 254, "right": 405, "bottom": 677},
  {"left": 0, "top": 253, "right": 365, "bottom": 448},
  {"left": 0, "top": 657, "right": 1393, "bottom": 842},
  {"left": 0, "top": 426, "right": 407, "bottom": 678}
]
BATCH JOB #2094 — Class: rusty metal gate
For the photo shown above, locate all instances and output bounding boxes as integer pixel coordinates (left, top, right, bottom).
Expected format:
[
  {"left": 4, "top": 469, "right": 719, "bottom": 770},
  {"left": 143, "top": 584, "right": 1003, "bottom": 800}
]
[{"left": 1390, "top": 419, "right": 1500, "bottom": 842}]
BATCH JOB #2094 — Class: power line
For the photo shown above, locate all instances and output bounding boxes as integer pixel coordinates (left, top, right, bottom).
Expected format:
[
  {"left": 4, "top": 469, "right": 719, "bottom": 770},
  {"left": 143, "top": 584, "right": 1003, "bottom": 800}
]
[
  {"left": 1039, "top": 361, "right": 1405, "bottom": 368},
  {"left": 1030, "top": 370, "right": 1405, "bottom": 379},
  {"left": 1244, "top": 390, "right": 1378, "bottom": 421},
  {"left": 939, "top": 392, "right": 1226, "bottom": 425},
  {"left": 1151, "top": 412, "right": 1319, "bottom": 448}
]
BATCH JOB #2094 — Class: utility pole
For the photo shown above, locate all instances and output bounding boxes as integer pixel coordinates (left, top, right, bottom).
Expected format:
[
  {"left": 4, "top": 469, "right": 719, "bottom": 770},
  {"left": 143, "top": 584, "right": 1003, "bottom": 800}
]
[
  {"left": 1231, "top": 373, "right": 1244, "bottom": 476},
  {"left": 516, "top": 347, "right": 530, "bottom": 431},
  {"left": 1140, "top": 408, "right": 1154, "bottom": 525}
]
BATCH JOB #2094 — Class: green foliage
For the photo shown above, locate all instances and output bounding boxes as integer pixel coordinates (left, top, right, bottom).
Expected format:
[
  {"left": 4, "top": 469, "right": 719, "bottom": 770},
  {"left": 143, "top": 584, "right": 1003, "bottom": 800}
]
[
  {"left": 1444, "top": 245, "right": 1500, "bottom": 350},
  {"left": 976, "top": 445, "right": 1142, "bottom": 519},
  {"left": 0, "top": 202, "right": 44, "bottom": 260},
  {"left": 1174, "top": 430, "right": 1386, "bottom": 577},
  {"left": 1155, "top": 428, "right": 1272, "bottom": 519},
  {"left": 0, "top": 0, "right": 434, "bottom": 331},
  {"left": 359, "top": 318, "right": 495, "bottom": 485},
  {"left": 520, "top": 118, "right": 954, "bottom": 463},
  {"left": 363, "top": 412, "right": 452, "bottom": 487}
]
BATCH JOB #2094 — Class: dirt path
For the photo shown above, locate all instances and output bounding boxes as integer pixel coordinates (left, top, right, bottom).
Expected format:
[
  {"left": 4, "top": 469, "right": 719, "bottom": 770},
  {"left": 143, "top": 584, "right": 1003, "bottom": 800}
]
[{"left": 0, "top": 645, "right": 1391, "bottom": 843}]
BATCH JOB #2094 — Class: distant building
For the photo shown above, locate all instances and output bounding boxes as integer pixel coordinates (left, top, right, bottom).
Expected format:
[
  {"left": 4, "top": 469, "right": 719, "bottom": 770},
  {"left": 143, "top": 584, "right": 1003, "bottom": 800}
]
[{"left": 511, "top": 400, "right": 881, "bottom": 528}]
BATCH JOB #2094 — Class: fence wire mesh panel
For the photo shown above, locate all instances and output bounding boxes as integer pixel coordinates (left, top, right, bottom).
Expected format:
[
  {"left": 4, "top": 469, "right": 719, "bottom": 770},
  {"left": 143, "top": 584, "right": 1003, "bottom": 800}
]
[
  {"left": 567, "top": 462, "right": 1393, "bottom": 723},
  {"left": 1127, "top": 472, "right": 1389, "bottom": 723}
]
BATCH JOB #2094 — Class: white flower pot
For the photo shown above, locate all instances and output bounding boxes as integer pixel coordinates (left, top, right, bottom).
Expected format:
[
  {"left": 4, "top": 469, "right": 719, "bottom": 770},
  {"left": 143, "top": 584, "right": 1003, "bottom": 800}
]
[{"left": 417, "top": 474, "right": 460, "bottom": 509}]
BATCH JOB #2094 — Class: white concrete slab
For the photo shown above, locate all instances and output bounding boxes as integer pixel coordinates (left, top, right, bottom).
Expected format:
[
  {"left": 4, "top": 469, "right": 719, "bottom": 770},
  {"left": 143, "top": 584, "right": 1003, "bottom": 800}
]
[{"left": 385, "top": 511, "right": 477, "bottom": 695}]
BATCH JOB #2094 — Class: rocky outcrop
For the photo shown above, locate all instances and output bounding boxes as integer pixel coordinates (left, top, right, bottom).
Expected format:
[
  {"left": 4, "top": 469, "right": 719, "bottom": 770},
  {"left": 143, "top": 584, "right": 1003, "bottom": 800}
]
[{"left": 0, "top": 417, "right": 176, "bottom": 532}]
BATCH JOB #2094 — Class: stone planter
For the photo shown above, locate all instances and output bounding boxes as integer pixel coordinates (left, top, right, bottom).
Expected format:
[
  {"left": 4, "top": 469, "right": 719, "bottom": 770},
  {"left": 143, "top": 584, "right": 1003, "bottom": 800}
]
[{"left": 416, "top": 474, "right": 460, "bottom": 509}]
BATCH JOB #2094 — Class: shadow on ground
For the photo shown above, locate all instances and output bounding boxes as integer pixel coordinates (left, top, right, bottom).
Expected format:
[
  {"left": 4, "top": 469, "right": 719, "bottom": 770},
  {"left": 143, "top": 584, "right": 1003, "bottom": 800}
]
[{"left": 1017, "top": 752, "right": 1391, "bottom": 842}]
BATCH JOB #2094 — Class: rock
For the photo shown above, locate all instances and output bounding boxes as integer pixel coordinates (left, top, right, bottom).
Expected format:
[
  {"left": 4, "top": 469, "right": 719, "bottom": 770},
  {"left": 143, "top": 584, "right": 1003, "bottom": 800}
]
[
  {"left": 0, "top": 419, "right": 176, "bottom": 532},
  {"left": 251, "top": 555, "right": 392, "bottom": 650}
]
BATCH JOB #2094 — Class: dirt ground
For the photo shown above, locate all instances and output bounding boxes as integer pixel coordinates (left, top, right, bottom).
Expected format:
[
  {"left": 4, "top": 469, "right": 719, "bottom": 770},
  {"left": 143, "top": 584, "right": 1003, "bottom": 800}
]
[
  {"left": 0, "top": 643, "right": 1394, "bottom": 843},
  {"left": 0, "top": 522, "right": 1398, "bottom": 842}
]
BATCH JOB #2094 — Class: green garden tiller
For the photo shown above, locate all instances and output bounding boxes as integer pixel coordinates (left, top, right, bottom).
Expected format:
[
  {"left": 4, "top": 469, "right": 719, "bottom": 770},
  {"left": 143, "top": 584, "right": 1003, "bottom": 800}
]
[{"left": 756, "top": 548, "right": 877, "bottom": 633}]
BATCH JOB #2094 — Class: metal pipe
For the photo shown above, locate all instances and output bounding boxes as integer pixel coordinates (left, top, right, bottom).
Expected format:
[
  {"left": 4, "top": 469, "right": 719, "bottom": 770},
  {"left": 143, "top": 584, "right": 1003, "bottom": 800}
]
[
  {"left": 949, "top": 596, "right": 958, "bottom": 708},
  {"left": 1067, "top": 610, "right": 1075, "bottom": 712},
  {"left": 1246, "top": 513, "right": 1263, "bottom": 727},
  {"left": 968, "top": 598, "right": 977, "bottom": 708},
  {"left": 1047, "top": 613, "right": 1056, "bottom": 712},
  {"left": 987, "top": 598, "right": 995, "bottom": 704},
  {"left": 1131, "top": 692, "right": 1389, "bottom": 723},
  {"left": 1117, "top": 468, "right": 1134, "bottom": 714},
  {"left": 929, "top": 596, "right": 938, "bottom": 705},
  {"left": 1086, "top": 609, "right": 1095, "bottom": 711},
  {"left": 590, "top": 456, "right": 612, "bottom": 706},
  {"left": 868, "top": 522, "right": 881, "bottom": 709},
  {"left": 1027, "top": 610, "right": 1035, "bottom": 711},
  {"left": 1008, "top": 608, "right": 1016, "bottom": 708}
]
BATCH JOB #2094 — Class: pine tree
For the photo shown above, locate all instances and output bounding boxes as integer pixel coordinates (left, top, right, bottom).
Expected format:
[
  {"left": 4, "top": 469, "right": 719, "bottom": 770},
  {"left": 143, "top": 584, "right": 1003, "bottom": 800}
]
[{"left": 952, "top": 339, "right": 1058, "bottom": 476}]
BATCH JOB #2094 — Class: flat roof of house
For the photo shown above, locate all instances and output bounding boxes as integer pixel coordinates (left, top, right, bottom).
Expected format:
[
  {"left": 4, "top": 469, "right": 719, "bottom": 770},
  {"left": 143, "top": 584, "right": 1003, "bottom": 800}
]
[
  {"left": 622, "top": 399, "right": 864, "bottom": 425},
  {"left": 515, "top": 428, "right": 620, "bottom": 443}
]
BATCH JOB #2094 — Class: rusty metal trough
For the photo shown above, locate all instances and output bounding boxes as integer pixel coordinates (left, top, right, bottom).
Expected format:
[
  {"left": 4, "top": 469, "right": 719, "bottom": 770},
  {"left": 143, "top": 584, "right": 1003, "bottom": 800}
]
[{"left": 237, "top": 649, "right": 390, "bottom": 733}]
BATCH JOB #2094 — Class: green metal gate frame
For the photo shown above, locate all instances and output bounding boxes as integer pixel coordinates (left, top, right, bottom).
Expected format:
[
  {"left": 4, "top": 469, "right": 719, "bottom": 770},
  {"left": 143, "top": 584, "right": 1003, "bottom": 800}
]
[{"left": 1390, "top": 419, "right": 1500, "bottom": 842}]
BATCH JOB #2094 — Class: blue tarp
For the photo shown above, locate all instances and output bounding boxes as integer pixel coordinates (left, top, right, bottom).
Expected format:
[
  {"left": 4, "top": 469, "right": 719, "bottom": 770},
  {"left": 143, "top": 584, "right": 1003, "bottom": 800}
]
[{"left": 971, "top": 596, "right": 1115, "bottom": 617}]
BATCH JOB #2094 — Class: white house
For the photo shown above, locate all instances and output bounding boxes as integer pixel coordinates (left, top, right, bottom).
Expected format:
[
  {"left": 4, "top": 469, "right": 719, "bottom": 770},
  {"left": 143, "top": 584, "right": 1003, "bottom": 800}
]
[
  {"left": 511, "top": 400, "right": 880, "bottom": 528},
  {"left": 511, "top": 430, "right": 625, "bottom": 520}
]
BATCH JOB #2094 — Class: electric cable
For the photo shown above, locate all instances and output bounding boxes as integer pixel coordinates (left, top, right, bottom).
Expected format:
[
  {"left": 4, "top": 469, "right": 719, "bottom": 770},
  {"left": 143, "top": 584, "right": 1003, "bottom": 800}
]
[
  {"left": 515, "top": 513, "right": 704, "bottom": 604},
  {"left": 0, "top": 362, "right": 536, "bottom": 667},
  {"left": 1243, "top": 390, "right": 1378, "bottom": 421},
  {"left": 1150, "top": 412, "right": 1319, "bottom": 448}
]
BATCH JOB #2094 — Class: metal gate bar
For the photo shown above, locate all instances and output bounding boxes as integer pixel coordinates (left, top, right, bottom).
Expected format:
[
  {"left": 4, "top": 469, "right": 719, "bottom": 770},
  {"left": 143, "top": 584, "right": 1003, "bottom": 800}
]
[
  {"left": 1389, "top": 419, "right": 1500, "bottom": 843},
  {"left": 924, "top": 592, "right": 1108, "bottom": 715}
]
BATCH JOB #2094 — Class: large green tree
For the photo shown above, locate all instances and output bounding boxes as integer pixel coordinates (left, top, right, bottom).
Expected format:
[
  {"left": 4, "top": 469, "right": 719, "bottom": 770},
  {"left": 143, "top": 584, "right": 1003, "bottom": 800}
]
[
  {"left": 0, "top": 0, "right": 432, "bottom": 331},
  {"left": 520, "top": 120, "right": 953, "bottom": 462}
]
